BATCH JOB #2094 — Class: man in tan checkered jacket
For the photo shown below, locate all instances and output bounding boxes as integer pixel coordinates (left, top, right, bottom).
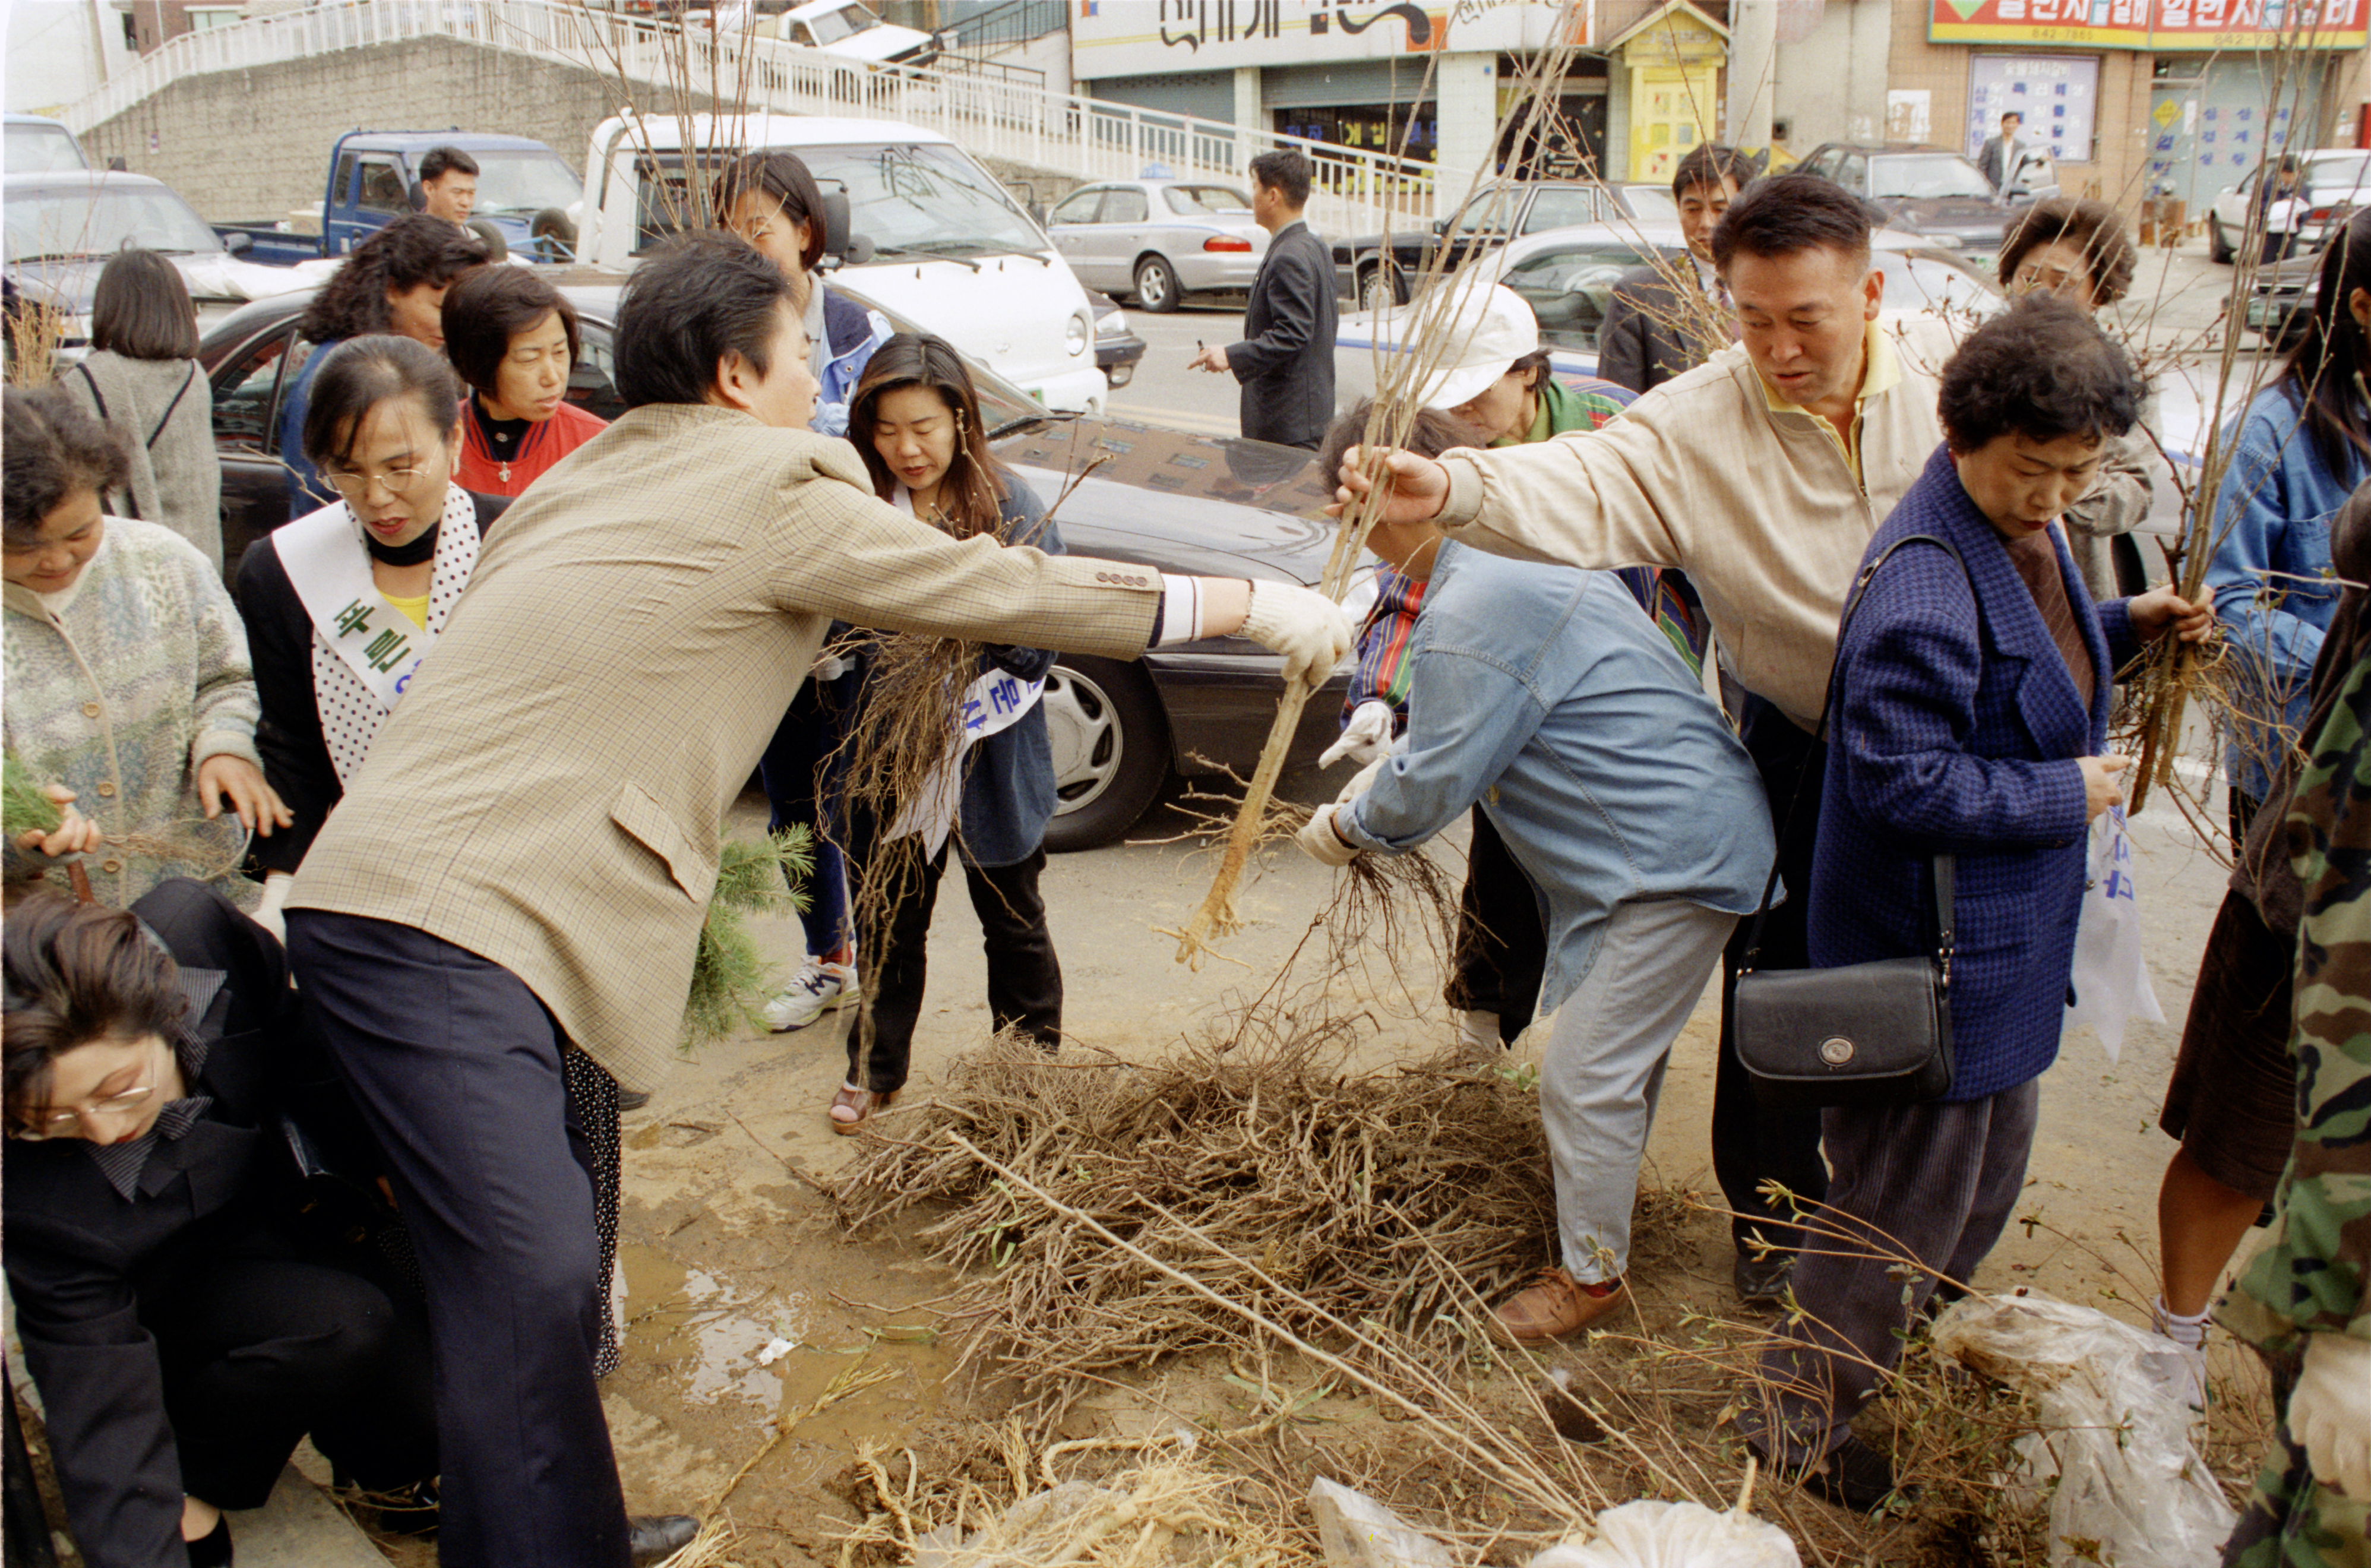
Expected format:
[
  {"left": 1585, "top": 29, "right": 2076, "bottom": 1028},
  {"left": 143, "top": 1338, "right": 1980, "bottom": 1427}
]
[{"left": 279, "top": 232, "right": 1351, "bottom": 1568}]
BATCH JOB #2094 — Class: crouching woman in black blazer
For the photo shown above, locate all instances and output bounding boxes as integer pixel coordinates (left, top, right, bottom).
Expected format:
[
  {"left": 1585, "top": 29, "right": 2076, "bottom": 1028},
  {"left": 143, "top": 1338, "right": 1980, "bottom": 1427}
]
[{"left": 3, "top": 880, "right": 435, "bottom": 1567}]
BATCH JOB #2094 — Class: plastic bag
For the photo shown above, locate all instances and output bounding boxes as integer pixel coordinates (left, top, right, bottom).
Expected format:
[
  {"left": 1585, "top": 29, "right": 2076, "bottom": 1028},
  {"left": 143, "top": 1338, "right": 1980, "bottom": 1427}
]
[
  {"left": 1527, "top": 1499, "right": 1799, "bottom": 1568},
  {"left": 2064, "top": 804, "right": 2164, "bottom": 1064},
  {"left": 1930, "top": 1291, "right": 2236, "bottom": 1567},
  {"left": 1308, "top": 1478, "right": 1455, "bottom": 1568}
]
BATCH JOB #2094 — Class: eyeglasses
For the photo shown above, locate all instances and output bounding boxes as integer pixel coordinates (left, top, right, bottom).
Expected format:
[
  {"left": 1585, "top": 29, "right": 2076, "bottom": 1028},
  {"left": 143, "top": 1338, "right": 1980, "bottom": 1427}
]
[
  {"left": 324, "top": 464, "right": 432, "bottom": 501},
  {"left": 14, "top": 1037, "right": 167, "bottom": 1140},
  {"left": 2011, "top": 263, "right": 2089, "bottom": 300}
]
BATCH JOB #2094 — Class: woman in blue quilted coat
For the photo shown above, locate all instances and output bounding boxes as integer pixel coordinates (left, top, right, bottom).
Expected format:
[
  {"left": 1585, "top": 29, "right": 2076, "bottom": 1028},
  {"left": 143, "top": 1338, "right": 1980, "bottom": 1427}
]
[{"left": 1742, "top": 296, "right": 2214, "bottom": 1511}]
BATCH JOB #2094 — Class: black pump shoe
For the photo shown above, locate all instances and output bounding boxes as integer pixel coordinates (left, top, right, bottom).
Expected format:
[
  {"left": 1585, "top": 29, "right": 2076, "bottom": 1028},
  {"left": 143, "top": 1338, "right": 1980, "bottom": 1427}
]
[
  {"left": 1798, "top": 1435, "right": 1914, "bottom": 1513},
  {"left": 185, "top": 1514, "right": 233, "bottom": 1568},
  {"left": 629, "top": 1514, "right": 700, "bottom": 1565}
]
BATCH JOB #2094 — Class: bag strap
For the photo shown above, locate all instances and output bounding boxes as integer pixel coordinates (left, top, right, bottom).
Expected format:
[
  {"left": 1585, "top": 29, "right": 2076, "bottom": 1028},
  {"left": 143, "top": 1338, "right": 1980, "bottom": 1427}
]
[
  {"left": 1737, "top": 532, "right": 1968, "bottom": 979},
  {"left": 146, "top": 365, "right": 198, "bottom": 450},
  {"left": 74, "top": 362, "right": 110, "bottom": 424}
]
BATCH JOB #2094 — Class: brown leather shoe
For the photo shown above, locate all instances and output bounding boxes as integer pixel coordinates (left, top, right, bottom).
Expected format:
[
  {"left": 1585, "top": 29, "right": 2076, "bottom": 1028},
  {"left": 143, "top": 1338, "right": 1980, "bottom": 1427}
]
[
  {"left": 1493, "top": 1269, "right": 1627, "bottom": 1344},
  {"left": 829, "top": 1084, "right": 897, "bottom": 1135}
]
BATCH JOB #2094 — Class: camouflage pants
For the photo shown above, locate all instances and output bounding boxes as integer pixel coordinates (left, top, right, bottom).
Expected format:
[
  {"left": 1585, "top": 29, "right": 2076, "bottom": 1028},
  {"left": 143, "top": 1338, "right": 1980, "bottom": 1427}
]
[{"left": 2223, "top": 1351, "right": 2371, "bottom": 1568}]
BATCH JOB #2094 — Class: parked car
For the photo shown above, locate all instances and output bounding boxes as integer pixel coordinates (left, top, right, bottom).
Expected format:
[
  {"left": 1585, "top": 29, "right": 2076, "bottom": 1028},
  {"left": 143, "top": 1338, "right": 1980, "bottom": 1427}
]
[
  {"left": 1088, "top": 290, "right": 1147, "bottom": 387},
  {"left": 1331, "top": 179, "right": 1672, "bottom": 314},
  {"left": 1048, "top": 176, "right": 1266, "bottom": 313},
  {"left": 2208, "top": 148, "right": 2371, "bottom": 264},
  {"left": 195, "top": 276, "right": 1357, "bottom": 850},
  {"left": 211, "top": 129, "right": 583, "bottom": 265},
  {"left": 757, "top": 0, "right": 936, "bottom": 60},
  {"left": 4, "top": 172, "right": 311, "bottom": 354},
  {"left": 5, "top": 114, "right": 89, "bottom": 175},
  {"left": 1794, "top": 141, "right": 2037, "bottom": 254},
  {"left": 1338, "top": 222, "right": 2007, "bottom": 377},
  {"left": 2244, "top": 232, "right": 2329, "bottom": 344}
]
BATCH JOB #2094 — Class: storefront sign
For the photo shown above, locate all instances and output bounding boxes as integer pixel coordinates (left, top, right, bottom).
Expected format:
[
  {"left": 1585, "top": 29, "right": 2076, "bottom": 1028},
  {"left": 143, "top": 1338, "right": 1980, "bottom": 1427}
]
[
  {"left": 1929, "top": 0, "right": 2366, "bottom": 49},
  {"left": 1966, "top": 53, "right": 2101, "bottom": 163},
  {"left": 1073, "top": 0, "right": 1588, "bottom": 80}
]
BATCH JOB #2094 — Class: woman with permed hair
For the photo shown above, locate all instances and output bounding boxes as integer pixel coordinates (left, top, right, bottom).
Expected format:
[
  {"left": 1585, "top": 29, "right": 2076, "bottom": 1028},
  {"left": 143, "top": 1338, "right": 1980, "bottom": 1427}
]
[
  {"left": 4, "top": 386, "right": 287, "bottom": 909},
  {"left": 438, "top": 265, "right": 608, "bottom": 497},
  {"left": 277, "top": 214, "right": 486, "bottom": 517},
  {"left": 1997, "top": 195, "right": 2153, "bottom": 602},
  {"left": 1740, "top": 296, "right": 2213, "bottom": 1510}
]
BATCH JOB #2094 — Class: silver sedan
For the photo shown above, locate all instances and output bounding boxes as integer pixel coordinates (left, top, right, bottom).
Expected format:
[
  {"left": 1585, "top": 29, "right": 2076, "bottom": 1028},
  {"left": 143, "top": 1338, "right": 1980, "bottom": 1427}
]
[{"left": 1047, "top": 176, "right": 1268, "bottom": 313}]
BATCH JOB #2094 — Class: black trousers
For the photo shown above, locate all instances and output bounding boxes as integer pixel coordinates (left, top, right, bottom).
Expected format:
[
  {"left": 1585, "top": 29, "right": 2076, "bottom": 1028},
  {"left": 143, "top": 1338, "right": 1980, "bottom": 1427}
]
[
  {"left": 1714, "top": 699, "right": 1835, "bottom": 1255},
  {"left": 1443, "top": 807, "right": 1547, "bottom": 1042},
  {"left": 849, "top": 842, "right": 1063, "bottom": 1094},
  {"left": 285, "top": 911, "right": 630, "bottom": 1568},
  {"left": 149, "top": 1253, "right": 436, "bottom": 1509}
]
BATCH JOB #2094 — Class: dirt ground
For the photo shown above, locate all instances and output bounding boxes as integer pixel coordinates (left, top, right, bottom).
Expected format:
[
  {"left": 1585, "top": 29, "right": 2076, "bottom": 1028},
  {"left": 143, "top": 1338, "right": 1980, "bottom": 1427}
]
[{"left": 559, "top": 770, "right": 2261, "bottom": 1567}]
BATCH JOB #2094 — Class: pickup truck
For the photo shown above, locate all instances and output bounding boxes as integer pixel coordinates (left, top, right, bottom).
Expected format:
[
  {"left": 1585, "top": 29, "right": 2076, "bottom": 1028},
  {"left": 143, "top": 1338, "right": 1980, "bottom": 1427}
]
[{"left": 212, "top": 129, "right": 583, "bottom": 265}]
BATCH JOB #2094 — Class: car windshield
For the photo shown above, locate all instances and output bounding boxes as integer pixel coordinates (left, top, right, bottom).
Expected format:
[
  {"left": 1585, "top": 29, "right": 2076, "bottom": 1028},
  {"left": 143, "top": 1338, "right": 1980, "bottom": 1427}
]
[
  {"left": 2308, "top": 153, "right": 2371, "bottom": 200},
  {"left": 1498, "top": 241, "right": 1658, "bottom": 348},
  {"left": 1165, "top": 185, "right": 1253, "bottom": 215},
  {"left": 467, "top": 151, "right": 583, "bottom": 217},
  {"left": 635, "top": 141, "right": 1043, "bottom": 257},
  {"left": 807, "top": 4, "right": 877, "bottom": 43},
  {"left": 1620, "top": 185, "right": 1679, "bottom": 222},
  {"left": 6, "top": 124, "right": 86, "bottom": 174},
  {"left": 5, "top": 185, "right": 221, "bottom": 262},
  {"left": 1868, "top": 154, "right": 1994, "bottom": 202}
]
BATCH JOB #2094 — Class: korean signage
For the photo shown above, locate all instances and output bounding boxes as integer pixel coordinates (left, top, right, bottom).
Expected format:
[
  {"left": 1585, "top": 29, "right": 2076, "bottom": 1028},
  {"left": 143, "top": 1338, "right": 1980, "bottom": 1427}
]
[
  {"left": 1967, "top": 53, "right": 2101, "bottom": 163},
  {"left": 1929, "top": 0, "right": 2367, "bottom": 49},
  {"left": 1072, "top": 1, "right": 1590, "bottom": 80}
]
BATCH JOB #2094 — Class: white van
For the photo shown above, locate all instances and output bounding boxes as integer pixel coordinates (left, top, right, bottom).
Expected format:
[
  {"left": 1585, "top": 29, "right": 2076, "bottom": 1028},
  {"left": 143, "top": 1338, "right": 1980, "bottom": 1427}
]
[{"left": 579, "top": 113, "right": 1105, "bottom": 412}]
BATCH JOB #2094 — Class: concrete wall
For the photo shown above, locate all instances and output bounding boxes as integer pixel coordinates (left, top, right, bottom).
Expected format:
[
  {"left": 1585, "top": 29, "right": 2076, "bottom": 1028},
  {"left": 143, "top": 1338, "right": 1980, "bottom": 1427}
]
[
  {"left": 1771, "top": 0, "right": 1889, "bottom": 154},
  {"left": 76, "top": 35, "right": 715, "bottom": 222}
]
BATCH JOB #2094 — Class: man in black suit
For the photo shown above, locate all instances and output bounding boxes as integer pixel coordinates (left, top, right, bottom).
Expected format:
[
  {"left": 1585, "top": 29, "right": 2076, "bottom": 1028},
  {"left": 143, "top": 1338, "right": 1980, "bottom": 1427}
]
[
  {"left": 1190, "top": 149, "right": 1337, "bottom": 450},
  {"left": 1597, "top": 143, "right": 1753, "bottom": 394}
]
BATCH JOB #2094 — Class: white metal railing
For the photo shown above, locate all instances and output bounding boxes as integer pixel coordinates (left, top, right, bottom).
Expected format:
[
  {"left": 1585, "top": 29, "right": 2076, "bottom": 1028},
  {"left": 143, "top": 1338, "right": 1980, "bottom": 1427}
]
[{"left": 64, "top": 1, "right": 1438, "bottom": 235}]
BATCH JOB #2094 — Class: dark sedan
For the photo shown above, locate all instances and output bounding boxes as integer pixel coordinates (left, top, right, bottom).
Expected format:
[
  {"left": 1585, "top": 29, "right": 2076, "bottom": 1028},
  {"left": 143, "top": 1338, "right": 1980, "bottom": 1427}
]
[
  {"left": 1331, "top": 179, "right": 1671, "bottom": 314},
  {"left": 196, "top": 274, "right": 1360, "bottom": 852},
  {"left": 1793, "top": 142, "right": 2037, "bottom": 257}
]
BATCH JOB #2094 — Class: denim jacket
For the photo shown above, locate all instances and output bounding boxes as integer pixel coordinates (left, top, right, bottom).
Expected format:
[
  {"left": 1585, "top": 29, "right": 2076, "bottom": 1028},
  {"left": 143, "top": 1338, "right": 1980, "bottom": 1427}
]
[
  {"left": 1339, "top": 541, "right": 1773, "bottom": 1013},
  {"left": 2206, "top": 383, "right": 2368, "bottom": 799}
]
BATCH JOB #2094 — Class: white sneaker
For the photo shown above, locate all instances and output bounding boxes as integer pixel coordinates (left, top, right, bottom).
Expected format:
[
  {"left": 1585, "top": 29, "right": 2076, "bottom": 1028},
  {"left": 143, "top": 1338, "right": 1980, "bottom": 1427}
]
[{"left": 763, "top": 959, "right": 856, "bottom": 1032}]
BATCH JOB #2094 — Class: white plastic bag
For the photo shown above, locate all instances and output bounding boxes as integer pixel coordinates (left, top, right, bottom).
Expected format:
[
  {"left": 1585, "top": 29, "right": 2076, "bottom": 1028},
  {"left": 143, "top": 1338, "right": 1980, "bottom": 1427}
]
[
  {"left": 1527, "top": 1500, "right": 1799, "bottom": 1568},
  {"left": 2064, "top": 804, "right": 2164, "bottom": 1064},
  {"left": 1308, "top": 1478, "right": 1454, "bottom": 1568},
  {"left": 1930, "top": 1291, "right": 2236, "bottom": 1567}
]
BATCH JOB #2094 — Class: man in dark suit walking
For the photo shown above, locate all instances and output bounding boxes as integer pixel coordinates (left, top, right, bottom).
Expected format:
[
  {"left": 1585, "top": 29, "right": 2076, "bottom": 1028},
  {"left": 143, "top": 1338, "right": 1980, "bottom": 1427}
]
[
  {"left": 1190, "top": 149, "right": 1337, "bottom": 450},
  {"left": 1598, "top": 143, "right": 1752, "bottom": 394}
]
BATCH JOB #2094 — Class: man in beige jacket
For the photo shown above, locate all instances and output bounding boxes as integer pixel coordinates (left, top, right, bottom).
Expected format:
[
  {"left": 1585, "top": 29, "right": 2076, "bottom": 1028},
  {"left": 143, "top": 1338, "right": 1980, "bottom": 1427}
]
[
  {"left": 1337, "top": 174, "right": 1951, "bottom": 1313},
  {"left": 280, "top": 233, "right": 1351, "bottom": 1568}
]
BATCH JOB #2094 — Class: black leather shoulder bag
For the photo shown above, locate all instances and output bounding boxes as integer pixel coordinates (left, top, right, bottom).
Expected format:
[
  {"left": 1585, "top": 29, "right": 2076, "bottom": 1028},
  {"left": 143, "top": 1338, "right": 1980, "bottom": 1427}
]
[{"left": 1731, "top": 533, "right": 1969, "bottom": 1108}]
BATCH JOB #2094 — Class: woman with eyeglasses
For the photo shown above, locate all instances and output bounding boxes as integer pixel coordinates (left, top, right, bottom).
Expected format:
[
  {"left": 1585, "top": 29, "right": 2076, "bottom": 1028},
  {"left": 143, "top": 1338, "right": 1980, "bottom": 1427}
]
[
  {"left": 1997, "top": 197, "right": 2154, "bottom": 603},
  {"left": 5, "top": 386, "right": 287, "bottom": 911},
  {"left": 4, "top": 878, "right": 437, "bottom": 1568},
  {"left": 233, "top": 333, "right": 633, "bottom": 1386}
]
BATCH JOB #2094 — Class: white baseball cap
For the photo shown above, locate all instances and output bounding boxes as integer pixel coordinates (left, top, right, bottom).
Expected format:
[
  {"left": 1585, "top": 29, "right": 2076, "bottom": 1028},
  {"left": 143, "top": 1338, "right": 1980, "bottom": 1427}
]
[{"left": 1409, "top": 278, "right": 1541, "bottom": 413}]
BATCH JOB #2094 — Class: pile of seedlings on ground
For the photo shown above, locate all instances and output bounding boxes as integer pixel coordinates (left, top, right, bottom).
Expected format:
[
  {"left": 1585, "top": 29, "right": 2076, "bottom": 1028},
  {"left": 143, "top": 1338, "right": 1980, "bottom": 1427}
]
[{"left": 831, "top": 1017, "right": 1559, "bottom": 1417}]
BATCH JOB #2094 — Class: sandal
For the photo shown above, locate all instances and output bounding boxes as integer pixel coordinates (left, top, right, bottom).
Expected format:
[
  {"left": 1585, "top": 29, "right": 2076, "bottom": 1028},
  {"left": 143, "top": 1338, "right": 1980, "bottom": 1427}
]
[{"left": 829, "top": 1083, "right": 897, "bottom": 1134}]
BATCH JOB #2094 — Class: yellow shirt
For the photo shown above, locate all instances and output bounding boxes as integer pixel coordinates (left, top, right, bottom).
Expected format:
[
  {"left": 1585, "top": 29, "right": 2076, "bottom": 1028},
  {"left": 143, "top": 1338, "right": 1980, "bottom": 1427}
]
[
  {"left": 381, "top": 591, "right": 429, "bottom": 631},
  {"left": 1757, "top": 321, "right": 1899, "bottom": 486}
]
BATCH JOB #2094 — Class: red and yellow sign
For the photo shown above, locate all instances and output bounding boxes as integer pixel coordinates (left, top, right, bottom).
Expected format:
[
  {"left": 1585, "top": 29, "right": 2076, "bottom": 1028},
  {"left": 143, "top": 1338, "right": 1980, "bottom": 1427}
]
[{"left": 1930, "top": 0, "right": 2367, "bottom": 49}]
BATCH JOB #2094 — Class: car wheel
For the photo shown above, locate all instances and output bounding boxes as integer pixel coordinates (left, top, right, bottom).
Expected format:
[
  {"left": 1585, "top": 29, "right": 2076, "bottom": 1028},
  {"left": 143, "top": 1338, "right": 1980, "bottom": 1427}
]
[
  {"left": 2210, "top": 217, "right": 2234, "bottom": 264},
  {"left": 1358, "top": 263, "right": 1405, "bottom": 314},
  {"left": 1041, "top": 656, "right": 1169, "bottom": 852},
  {"left": 1133, "top": 255, "right": 1181, "bottom": 314}
]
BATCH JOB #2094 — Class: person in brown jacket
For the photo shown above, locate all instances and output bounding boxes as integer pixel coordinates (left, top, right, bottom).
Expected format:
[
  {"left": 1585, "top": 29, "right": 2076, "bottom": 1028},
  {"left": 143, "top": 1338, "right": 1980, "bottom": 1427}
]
[{"left": 276, "top": 233, "right": 1350, "bottom": 1568}]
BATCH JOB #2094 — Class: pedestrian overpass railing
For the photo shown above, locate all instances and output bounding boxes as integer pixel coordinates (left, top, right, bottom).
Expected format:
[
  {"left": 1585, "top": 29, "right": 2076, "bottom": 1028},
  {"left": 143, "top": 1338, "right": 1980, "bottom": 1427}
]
[{"left": 63, "top": 1, "right": 1439, "bottom": 235}]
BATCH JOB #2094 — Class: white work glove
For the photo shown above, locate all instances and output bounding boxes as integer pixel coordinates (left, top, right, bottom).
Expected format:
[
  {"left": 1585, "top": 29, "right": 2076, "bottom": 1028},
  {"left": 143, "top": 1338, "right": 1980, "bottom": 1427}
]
[
  {"left": 2291, "top": 1332, "right": 2371, "bottom": 1498},
  {"left": 1297, "top": 802, "right": 1362, "bottom": 867},
  {"left": 252, "top": 871, "right": 293, "bottom": 946},
  {"left": 1241, "top": 580, "right": 1354, "bottom": 691},
  {"left": 1319, "top": 700, "right": 1395, "bottom": 770},
  {"left": 1337, "top": 754, "right": 1387, "bottom": 806}
]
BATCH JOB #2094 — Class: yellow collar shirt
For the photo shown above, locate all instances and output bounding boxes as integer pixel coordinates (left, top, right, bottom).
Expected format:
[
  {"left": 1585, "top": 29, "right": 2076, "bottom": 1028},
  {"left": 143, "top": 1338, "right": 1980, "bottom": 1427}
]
[{"left": 1756, "top": 321, "right": 1899, "bottom": 488}]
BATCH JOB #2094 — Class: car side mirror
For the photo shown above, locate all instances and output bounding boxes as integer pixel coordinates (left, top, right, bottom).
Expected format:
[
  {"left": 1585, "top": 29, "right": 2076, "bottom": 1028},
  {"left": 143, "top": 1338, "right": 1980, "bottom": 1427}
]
[
  {"left": 106, "top": 156, "right": 127, "bottom": 172},
  {"left": 821, "top": 188, "right": 852, "bottom": 258},
  {"left": 222, "top": 231, "right": 251, "bottom": 254},
  {"left": 1431, "top": 218, "right": 1447, "bottom": 235},
  {"left": 842, "top": 233, "right": 877, "bottom": 267}
]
